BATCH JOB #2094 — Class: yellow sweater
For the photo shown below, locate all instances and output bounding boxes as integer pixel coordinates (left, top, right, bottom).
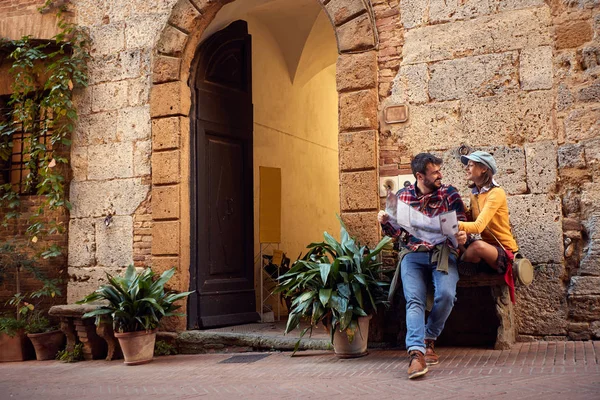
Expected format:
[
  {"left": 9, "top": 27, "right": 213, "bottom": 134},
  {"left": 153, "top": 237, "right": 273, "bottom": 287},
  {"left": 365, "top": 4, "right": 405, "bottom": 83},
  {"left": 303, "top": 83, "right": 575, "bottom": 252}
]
[{"left": 458, "top": 187, "right": 518, "bottom": 252}]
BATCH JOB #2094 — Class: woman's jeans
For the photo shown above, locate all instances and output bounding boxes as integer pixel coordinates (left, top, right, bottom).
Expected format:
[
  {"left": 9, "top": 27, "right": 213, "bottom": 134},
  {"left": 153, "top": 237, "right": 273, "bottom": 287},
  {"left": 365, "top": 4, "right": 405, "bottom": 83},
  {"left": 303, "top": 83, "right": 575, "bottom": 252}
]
[{"left": 400, "top": 251, "right": 459, "bottom": 355}]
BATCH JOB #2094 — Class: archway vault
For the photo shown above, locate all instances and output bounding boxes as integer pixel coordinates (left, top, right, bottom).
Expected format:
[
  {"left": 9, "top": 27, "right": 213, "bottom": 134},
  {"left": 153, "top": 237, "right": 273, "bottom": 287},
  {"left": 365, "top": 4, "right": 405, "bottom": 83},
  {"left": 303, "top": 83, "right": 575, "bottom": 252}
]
[{"left": 149, "top": 0, "right": 382, "bottom": 330}]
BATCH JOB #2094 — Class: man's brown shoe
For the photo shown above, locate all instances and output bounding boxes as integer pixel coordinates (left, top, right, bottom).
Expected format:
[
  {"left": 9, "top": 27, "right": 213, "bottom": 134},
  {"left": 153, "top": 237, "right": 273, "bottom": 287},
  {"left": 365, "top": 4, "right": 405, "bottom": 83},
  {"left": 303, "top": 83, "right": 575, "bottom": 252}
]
[
  {"left": 424, "top": 339, "right": 439, "bottom": 365},
  {"left": 407, "top": 350, "right": 428, "bottom": 379}
]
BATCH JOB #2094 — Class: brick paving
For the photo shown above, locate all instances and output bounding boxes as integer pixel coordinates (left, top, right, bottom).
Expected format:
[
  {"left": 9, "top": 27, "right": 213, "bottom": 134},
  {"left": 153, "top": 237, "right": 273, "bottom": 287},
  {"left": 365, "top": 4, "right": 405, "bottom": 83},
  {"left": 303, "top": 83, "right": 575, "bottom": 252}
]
[{"left": 1, "top": 341, "right": 599, "bottom": 399}]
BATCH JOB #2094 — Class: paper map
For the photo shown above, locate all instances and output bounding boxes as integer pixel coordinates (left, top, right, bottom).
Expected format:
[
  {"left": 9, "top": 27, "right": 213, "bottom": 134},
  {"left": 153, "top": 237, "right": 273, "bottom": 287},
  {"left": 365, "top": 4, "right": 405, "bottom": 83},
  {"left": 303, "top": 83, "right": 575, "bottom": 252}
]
[{"left": 396, "top": 201, "right": 459, "bottom": 247}]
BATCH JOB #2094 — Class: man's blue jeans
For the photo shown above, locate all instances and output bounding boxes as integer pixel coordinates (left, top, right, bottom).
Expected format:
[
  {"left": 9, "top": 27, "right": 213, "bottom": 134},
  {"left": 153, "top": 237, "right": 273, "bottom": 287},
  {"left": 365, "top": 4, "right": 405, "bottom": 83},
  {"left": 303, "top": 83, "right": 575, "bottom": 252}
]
[{"left": 400, "top": 251, "right": 459, "bottom": 355}]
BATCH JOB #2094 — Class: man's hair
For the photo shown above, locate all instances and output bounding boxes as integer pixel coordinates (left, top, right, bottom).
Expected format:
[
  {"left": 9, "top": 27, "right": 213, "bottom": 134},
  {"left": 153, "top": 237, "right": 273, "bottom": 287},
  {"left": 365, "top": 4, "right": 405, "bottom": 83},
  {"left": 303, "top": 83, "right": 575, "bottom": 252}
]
[{"left": 411, "top": 153, "right": 443, "bottom": 177}]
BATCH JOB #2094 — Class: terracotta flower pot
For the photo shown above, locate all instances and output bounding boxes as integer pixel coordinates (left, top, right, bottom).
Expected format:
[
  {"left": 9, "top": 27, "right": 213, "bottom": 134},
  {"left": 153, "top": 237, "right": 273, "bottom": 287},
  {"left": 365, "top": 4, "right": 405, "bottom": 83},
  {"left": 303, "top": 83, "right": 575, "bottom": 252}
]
[
  {"left": 332, "top": 315, "right": 372, "bottom": 359},
  {"left": 0, "top": 330, "right": 34, "bottom": 362},
  {"left": 27, "top": 330, "right": 65, "bottom": 361},
  {"left": 114, "top": 329, "right": 157, "bottom": 365}
]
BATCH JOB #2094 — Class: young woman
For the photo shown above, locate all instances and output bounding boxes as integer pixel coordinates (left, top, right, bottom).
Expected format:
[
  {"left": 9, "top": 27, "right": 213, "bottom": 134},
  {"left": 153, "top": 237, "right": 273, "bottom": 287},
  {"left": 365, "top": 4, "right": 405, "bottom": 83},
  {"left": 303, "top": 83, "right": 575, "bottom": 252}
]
[{"left": 457, "top": 151, "right": 519, "bottom": 302}]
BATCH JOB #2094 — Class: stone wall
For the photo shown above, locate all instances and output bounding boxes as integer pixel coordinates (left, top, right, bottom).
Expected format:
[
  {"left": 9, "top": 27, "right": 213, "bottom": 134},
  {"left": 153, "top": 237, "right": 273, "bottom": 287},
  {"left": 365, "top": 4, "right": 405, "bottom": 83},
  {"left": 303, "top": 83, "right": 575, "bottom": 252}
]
[{"left": 375, "top": 0, "right": 600, "bottom": 340}]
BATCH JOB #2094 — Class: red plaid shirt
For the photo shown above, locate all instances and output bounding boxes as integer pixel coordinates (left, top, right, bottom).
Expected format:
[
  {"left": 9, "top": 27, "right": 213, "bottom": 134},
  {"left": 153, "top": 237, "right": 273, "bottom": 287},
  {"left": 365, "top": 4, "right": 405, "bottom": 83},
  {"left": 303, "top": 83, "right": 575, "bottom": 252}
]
[{"left": 382, "top": 183, "right": 467, "bottom": 251}]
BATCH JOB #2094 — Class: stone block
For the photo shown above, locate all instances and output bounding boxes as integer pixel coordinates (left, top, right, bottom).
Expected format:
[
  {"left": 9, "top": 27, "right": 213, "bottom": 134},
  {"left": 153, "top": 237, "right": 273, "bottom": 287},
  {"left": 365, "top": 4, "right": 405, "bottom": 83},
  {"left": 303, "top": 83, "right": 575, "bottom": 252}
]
[
  {"left": 157, "top": 25, "right": 188, "bottom": 56},
  {"left": 125, "top": 15, "right": 167, "bottom": 50},
  {"left": 428, "top": 52, "right": 518, "bottom": 101},
  {"left": 150, "top": 81, "right": 192, "bottom": 117},
  {"left": 564, "top": 106, "right": 600, "bottom": 142},
  {"left": 391, "top": 63, "right": 428, "bottom": 104},
  {"left": 89, "top": 22, "right": 125, "bottom": 56},
  {"left": 339, "top": 89, "right": 378, "bottom": 132},
  {"left": 568, "top": 295, "right": 600, "bottom": 321},
  {"left": 336, "top": 51, "right": 377, "bottom": 92},
  {"left": 389, "top": 101, "right": 462, "bottom": 153},
  {"left": 87, "top": 143, "right": 134, "bottom": 180},
  {"left": 128, "top": 76, "right": 151, "bottom": 107},
  {"left": 568, "top": 276, "right": 600, "bottom": 296},
  {"left": 72, "top": 88, "right": 92, "bottom": 117},
  {"left": 339, "top": 130, "right": 377, "bottom": 171},
  {"left": 581, "top": 183, "right": 600, "bottom": 219},
  {"left": 402, "top": 7, "right": 551, "bottom": 65},
  {"left": 67, "top": 266, "right": 126, "bottom": 304},
  {"left": 152, "top": 257, "right": 185, "bottom": 291},
  {"left": 325, "top": 0, "right": 365, "bottom": 26},
  {"left": 71, "top": 146, "right": 88, "bottom": 182},
  {"left": 152, "top": 150, "right": 180, "bottom": 185},
  {"left": 558, "top": 143, "right": 586, "bottom": 169},
  {"left": 555, "top": 20, "right": 593, "bottom": 50},
  {"left": 95, "top": 216, "right": 134, "bottom": 267},
  {"left": 507, "top": 194, "right": 563, "bottom": 264},
  {"left": 92, "top": 81, "right": 129, "bottom": 113},
  {"left": 340, "top": 211, "right": 381, "bottom": 249},
  {"left": 577, "top": 81, "right": 600, "bottom": 103},
  {"left": 584, "top": 139, "right": 600, "bottom": 170},
  {"left": 337, "top": 14, "right": 376, "bottom": 53},
  {"left": 153, "top": 55, "right": 181, "bottom": 83},
  {"left": 152, "top": 117, "right": 182, "bottom": 150},
  {"left": 117, "top": 106, "right": 151, "bottom": 142},
  {"left": 525, "top": 141, "right": 557, "bottom": 194},
  {"left": 557, "top": 84, "right": 574, "bottom": 112},
  {"left": 400, "top": 0, "right": 427, "bottom": 29},
  {"left": 461, "top": 91, "right": 554, "bottom": 145},
  {"left": 189, "top": 0, "right": 211, "bottom": 12},
  {"left": 169, "top": 0, "right": 201, "bottom": 33},
  {"left": 515, "top": 264, "right": 567, "bottom": 336},
  {"left": 497, "top": 0, "right": 545, "bottom": 11},
  {"left": 134, "top": 140, "right": 152, "bottom": 177},
  {"left": 153, "top": 185, "right": 180, "bottom": 220},
  {"left": 430, "top": 0, "right": 492, "bottom": 24},
  {"left": 68, "top": 218, "right": 96, "bottom": 267},
  {"left": 70, "top": 178, "right": 150, "bottom": 218},
  {"left": 88, "top": 50, "right": 142, "bottom": 85},
  {"left": 520, "top": 46, "right": 553, "bottom": 91},
  {"left": 152, "top": 221, "right": 180, "bottom": 255},
  {"left": 75, "top": 111, "right": 118, "bottom": 146},
  {"left": 340, "top": 170, "right": 379, "bottom": 211}
]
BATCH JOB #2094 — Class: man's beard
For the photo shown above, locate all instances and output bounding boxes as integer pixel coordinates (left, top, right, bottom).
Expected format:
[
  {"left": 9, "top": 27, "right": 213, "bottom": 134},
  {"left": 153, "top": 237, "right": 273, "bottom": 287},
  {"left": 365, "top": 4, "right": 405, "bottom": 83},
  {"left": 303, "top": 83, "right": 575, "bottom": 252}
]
[{"left": 423, "top": 177, "right": 442, "bottom": 192}]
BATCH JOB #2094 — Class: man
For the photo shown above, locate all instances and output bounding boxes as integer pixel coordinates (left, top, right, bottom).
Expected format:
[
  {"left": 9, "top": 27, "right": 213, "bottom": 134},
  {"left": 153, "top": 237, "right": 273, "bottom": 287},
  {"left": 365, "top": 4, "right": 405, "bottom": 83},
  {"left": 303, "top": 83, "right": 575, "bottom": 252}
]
[{"left": 378, "top": 153, "right": 467, "bottom": 379}]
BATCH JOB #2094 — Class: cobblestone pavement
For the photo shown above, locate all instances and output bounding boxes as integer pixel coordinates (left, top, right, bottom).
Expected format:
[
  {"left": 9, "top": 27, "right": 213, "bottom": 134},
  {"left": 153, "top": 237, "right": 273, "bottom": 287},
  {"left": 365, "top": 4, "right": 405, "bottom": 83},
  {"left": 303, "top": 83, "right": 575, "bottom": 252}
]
[{"left": 1, "top": 341, "right": 599, "bottom": 400}]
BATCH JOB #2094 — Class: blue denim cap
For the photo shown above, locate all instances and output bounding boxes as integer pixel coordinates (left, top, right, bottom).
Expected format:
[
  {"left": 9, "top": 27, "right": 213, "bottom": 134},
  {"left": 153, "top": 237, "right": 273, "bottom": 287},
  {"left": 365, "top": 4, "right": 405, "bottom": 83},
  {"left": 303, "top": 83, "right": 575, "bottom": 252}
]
[{"left": 461, "top": 150, "right": 498, "bottom": 175}]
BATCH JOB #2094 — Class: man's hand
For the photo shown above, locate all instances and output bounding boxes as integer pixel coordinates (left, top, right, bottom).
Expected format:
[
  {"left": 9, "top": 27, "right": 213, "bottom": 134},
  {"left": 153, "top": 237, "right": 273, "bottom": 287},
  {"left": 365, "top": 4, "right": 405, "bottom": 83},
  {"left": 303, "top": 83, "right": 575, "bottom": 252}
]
[
  {"left": 378, "top": 210, "right": 389, "bottom": 224},
  {"left": 455, "top": 231, "right": 467, "bottom": 246}
]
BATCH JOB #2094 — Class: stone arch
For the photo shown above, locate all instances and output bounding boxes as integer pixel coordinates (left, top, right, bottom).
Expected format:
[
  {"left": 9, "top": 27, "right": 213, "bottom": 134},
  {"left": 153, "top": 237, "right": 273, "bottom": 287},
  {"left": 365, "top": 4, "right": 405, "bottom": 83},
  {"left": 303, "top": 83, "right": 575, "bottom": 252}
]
[{"left": 149, "top": 0, "right": 381, "bottom": 328}]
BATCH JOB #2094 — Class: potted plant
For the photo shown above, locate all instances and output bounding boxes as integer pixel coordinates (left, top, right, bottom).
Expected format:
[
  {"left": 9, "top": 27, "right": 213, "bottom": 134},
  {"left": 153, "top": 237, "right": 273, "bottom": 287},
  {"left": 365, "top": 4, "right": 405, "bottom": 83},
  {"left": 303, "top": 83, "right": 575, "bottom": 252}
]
[
  {"left": 275, "top": 216, "right": 392, "bottom": 358},
  {"left": 25, "top": 311, "right": 64, "bottom": 361},
  {"left": 77, "top": 265, "right": 193, "bottom": 365}
]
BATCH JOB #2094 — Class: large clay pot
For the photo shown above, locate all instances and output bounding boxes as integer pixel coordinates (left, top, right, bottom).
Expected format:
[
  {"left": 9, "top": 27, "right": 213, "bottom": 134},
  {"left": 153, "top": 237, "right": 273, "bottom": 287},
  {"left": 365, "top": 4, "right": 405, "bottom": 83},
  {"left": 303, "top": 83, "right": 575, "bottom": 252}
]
[
  {"left": 332, "top": 315, "right": 372, "bottom": 358},
  {"left": 27, "top": 330, "right": 65, "bottom": 361},
  {"left": 114, "top": 329, "right": 156, "bottom": 365},
  {"left": 0, "top": 330, "right": 34, "bottom": 362}
]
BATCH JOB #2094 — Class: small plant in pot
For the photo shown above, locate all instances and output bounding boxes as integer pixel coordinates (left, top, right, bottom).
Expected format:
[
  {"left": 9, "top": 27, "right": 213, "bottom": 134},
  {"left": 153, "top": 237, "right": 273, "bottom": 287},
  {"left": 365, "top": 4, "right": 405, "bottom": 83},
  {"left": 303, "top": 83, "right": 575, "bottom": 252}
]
[
  {"left": 77, "top": 265, "right": 193, "bottom": 365},
  {"left": 25, "top": 310, "right": 65, "bottom": 361},
  {"left": 275, "top": 216, "right": 392, "bottom": 358}
]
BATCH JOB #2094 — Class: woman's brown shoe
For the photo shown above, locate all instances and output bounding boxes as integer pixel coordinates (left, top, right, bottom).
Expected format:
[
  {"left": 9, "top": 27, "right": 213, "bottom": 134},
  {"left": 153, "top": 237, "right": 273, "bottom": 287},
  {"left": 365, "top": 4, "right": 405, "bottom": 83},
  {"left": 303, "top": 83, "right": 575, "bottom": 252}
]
[
  {"left": 407, "top": 350, "right": 428, "bottom": 379},
  {"left": 424, "top": 339, "right": 439, "bottom": 365}
]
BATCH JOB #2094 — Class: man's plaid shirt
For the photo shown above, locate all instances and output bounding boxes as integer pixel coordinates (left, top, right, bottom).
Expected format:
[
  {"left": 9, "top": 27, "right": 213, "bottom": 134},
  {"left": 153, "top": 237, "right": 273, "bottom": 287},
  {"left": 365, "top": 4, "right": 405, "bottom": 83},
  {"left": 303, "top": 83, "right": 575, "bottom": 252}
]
[{"left": 382, "top": 183, "right": 467, "bottom": 251}]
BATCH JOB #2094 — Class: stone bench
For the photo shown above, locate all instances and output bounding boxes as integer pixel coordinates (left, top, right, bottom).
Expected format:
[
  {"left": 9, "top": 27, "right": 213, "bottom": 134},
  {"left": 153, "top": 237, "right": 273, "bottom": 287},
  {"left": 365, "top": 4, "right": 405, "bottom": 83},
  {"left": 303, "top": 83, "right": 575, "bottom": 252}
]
[
  {"left": 457, "top": 272, "right": 514, "bottom": 350},
  {"left": 48, "top": 304, "right": 122, "bottom": 361}
]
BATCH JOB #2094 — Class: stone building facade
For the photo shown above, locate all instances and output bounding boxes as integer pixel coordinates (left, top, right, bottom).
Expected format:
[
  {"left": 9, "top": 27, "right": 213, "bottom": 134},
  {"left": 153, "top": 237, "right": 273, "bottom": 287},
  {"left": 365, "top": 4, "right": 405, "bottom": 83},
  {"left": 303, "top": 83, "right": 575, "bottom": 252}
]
[{"left": 0, "top": 0, "right": 598, "bottom": 340}]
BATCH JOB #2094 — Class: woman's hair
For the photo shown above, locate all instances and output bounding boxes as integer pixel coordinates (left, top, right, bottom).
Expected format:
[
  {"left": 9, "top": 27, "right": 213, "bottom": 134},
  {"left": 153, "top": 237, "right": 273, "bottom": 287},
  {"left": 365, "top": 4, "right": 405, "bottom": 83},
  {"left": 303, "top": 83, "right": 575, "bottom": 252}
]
[{"left": 468, "top": 162, "right": 494, "bottom": 189}]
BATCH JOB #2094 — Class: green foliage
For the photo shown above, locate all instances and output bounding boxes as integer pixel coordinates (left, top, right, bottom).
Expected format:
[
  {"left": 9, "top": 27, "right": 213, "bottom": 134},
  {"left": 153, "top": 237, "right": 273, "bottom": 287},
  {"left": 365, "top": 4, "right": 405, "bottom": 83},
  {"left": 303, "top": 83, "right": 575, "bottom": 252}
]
[
  {"left": 77, "top": 265, "right": 194, "bottom": 333},
  {"left": 275, "top": 216, "right": 392, "bottom": 353},
  {"left": 154, "top": 340, "right": 178, "bottom": 356},
  {"left": 56, "top": 343, "right": 83, "bottom": 363},
  {"left": 0, "top": 316, "right": 27, "bottom": 337},
  {"left": 24, "top": 310, "right": 56, "bottom": 334}
]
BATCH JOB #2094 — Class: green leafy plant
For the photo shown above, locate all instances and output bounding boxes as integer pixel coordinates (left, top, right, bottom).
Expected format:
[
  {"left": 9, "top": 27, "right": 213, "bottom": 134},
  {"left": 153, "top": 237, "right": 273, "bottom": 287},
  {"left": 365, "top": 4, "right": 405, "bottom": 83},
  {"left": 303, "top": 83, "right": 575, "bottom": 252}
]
[
  {"left": 76, "top": 265, "right": 194, "bottom": 333},
  {"left": 56, "top": 343, "right": 83, "bottom": 363},
  {"left": 0, "top": 316, "right": 26, "bottom": 337},
  {"left": 154, "top": 340, "right": 178, "bottom": 356},
  {"left": 275, "top": 216, "right": 392, "bottom": 352}
]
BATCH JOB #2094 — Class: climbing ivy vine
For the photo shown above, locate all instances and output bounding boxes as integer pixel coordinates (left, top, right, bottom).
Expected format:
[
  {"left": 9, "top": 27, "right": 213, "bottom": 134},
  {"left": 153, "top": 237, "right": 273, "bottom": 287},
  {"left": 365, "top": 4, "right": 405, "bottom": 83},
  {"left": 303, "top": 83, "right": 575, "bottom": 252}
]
[{"left": 0, "top": 7, "right": 89, "bottom": 256}]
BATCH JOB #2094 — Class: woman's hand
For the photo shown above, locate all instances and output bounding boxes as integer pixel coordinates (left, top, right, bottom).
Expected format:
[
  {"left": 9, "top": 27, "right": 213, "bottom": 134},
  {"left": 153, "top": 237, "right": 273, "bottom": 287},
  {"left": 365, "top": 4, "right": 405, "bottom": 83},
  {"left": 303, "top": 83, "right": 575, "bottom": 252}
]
[
  {"left": 378, "top": 210, "right": 389, "bottom": 224},
  {"left": 455, "top": 231, "right": 467, "bottom": 246}
]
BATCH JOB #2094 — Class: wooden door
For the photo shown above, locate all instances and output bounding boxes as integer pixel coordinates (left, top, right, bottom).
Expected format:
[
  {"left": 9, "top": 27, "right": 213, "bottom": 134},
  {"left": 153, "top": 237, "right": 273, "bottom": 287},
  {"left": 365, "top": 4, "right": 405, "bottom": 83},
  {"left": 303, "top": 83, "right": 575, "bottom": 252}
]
[{"left": 189, "top": 20, "right": 259, "bottom": 328}]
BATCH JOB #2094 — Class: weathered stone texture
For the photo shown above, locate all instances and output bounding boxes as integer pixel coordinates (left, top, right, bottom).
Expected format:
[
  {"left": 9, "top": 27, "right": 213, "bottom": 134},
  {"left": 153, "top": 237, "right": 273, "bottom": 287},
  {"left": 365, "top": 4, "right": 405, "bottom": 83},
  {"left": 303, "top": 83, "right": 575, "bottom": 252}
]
[
  {"left": 92, "top": 81, "right": 129, "bottom": 113},
  {"left": 402, "top": 8, "right": 551, "bottom": 65},
  {"left": 497, "top": 0, "right": 545, "bottom": 11},
  {"left": 507, "top": 195, "right": 563, "bottom": 264},
  {"left": 67, "top": 266, "right": 126, "bottom": 304},
  {"left": 152, "top": 117, "right": 182, "bottom": 150},
  {"left": 340, "top": 212, "right": 380, "bottom": 249},
  {"left": 400, "top": 0, "right": 427, "bottom": 29},
  {"left": 71, "top": 146, "right": 88, "bottom": 182},
  {"left": 339, "top": 89, "right": 378, "bottom": 131},
  {"left": 325, "top": 0, "right": 365, "bottom": 26},
  {"left": 336, "top": 52, "right": 378, "bottom": 92},
  {"left": 515, "top": 264, "right": 568, "bottom": 336},
  {"left": 568, "top": 295, "right": 600, "bottom": 321},
  {"left": 153, "top": 55, "right": 181, "bottom": 83},
  {"left": 569, "top": 276, "right": 600, "bottom": 296},
  {"left": 152, "top": 151, "right": 180, "bottom": 185},
  {"left": 336, "top": 14, "right": 376, "bottom": 53},
  {"left": 564, "top": 106, "right": 600, "bottom": 142},
  {"left": 169, "top": 0, "right": 201, "bottom": 33},
  {"left": 428, "top": 52, "right": 519, "bottom": 101},
  {"left": 68, "top": 218, "right": 96, "bottom": 267},
  {"left": 117, "top": 106, "right": 152, "bottom": 142},
  {"left": 429, "top": 0, "right": 492, "bottom": 24},
  {"left": 340, "top": 171, "right": 379, "bottom": 211},
  {"left": 558, "top": 143, "right": 586, "bottom": 169},
  {"left": 134, "top": 140, "right": 152, "bottom": 176},
  {"left": 555, "top": 20, "right": 593, "bottom": 50},
  {"left": 339, "top": 131, "right": 377, "bottom": 171},
  {"left": 525, "top": 141, "right": 557, "bottom": 194},
  {"left": 152, "top": 257, "right": 183, "bottom": 290},
  {"left": 520, "top": 46, "right": 553, "bottom": 91},
  {"left": 95, "top": 216, "right": 134, "bottom": 267},
  {"left": 150, "top": 81, "right": 192, "bottom": 117},
  {"left": 88, "top": 50, "right": 143, "bottom": 85},
  {"left": 89, "top": 22, "right": 125, "bottom": 56},
  {"left": 70, "top": 179, "right": 150, "bottom": 218},
  {"left": 75, "top": 111, "right": 118, "bottom": 146},
  {"left": 157, "top": 24, "right": 188, "bottom": 56},
  {"left": 128, "top": 76, "right": 151, "bottom": 107},
  {"left": 125, "top": 15, "right": 168, "bottom": 50},
  {"left": 391, "top": 63, "right": 429, "bottom": 104},
  {"left": 153, "top": 186, "right": 180, "bottom": 220},
  {"left": 152, "top": 221, "right": 180, "bottom": 255}
]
